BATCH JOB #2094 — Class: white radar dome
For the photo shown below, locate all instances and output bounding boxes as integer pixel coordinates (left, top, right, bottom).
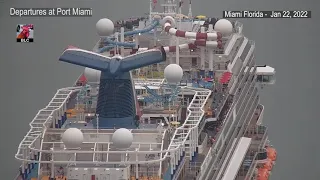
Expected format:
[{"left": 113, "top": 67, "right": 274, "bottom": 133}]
[
  {"left": 62, "top": 128, "right": 84, "bottom": 149},
  {"left": 84, "top": 67, "right": 101, "bottom": 82},
  {"left": 164, "top": 64, "right": 183, "bottom": 84},
  {"left": 96, "top": 18, "right": 115, "bottom": 37},
  {"left": 111, "top": 128, "right": 133, "bottom": 149},
  {"left": 214, "top": 19, "right": 233, "bottom": 36}
]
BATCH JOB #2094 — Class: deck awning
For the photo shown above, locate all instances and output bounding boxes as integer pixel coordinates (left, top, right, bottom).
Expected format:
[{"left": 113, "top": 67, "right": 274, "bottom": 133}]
[{"left": 219, "top": 72, "right": 232, "bottom": 84}]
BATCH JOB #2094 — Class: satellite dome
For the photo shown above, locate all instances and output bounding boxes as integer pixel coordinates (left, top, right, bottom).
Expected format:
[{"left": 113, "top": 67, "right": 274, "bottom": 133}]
[
  {"left": 164, "top": 64, "right": 183, "bottom": 84},
  {"left": 96, "top": 18, "right": 114, "bottom": 37},
  {"left": 62, "top": 128, "right": 84, "bottom": 149},
  {"left": 84, "top": 67, "right": 101, "bottom": 82},
  {"left": 111, "top": 128, "right": 133, "bottom": 149},
  {"left": 214, "top": 19, "right": 233, "bottom": 36}
]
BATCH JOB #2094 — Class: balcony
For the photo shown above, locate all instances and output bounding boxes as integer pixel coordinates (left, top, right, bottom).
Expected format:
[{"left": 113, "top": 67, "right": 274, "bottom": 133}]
[
  {"left": 235, "top": 152, "right": 257, "bottom": 180},
  {"left": 244, "top": 125, "right": 268, "bottom": 150},
  {"left": 251, "top": 104, "right": 264, "bottom": 125}
]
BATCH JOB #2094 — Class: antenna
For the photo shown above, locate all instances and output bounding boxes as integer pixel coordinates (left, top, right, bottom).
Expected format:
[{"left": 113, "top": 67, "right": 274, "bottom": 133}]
[
  {"left": 162, "top": 0, "right": 177, "bottom": 14},
  {"left": 149, "top": 0, "right": 153, "bottom": 22},
  {"left": 114, "top": 32, "right": 119, "bottom": 55},
  {"left": 188, "top": 0, "right": 192, "bottom": 18}
]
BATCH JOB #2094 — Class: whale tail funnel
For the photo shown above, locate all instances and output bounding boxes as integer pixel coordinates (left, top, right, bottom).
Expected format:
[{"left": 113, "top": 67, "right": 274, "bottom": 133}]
[
  {"left": 59, "top": 46, "right": 166, "bottom": 72},
  {"left": 59, "top": 46, "right": 166, "bottom": 129}
]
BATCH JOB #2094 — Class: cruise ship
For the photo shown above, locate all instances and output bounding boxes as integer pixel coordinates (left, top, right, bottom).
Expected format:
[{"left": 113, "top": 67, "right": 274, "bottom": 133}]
[{"left": 14, "top": 0, "right": 277, "bottom": 180}]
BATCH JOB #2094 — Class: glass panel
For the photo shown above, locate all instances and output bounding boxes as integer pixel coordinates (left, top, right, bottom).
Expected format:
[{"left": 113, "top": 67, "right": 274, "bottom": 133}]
[
  {"left": 257, "top": 75, "right": 262, "bottom": 82},
  {"left": 262, "top": 75, "right": 270, "bottom": 82}
]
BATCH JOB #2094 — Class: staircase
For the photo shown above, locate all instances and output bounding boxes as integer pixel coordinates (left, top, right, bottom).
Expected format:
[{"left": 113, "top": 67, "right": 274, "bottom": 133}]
[{"left": 164, "top": 87, "right": 211, "bottom": 180}]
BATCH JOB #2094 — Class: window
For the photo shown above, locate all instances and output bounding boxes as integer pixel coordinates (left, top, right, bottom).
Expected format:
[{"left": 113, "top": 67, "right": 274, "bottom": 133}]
[
  {"left": 262, "top": 75, "right": 270, "bottom": 82},
  {"left": 257, "top": 75, "right": 263, "bottom": 82}
]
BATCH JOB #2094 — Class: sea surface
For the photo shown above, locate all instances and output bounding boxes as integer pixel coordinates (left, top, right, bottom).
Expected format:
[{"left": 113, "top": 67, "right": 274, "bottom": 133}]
[{"left": 0, "top": 0, "right": 319, "bottom": 179}]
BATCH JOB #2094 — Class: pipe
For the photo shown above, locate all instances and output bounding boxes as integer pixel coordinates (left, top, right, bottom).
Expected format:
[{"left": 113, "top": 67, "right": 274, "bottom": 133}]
[
  {"left": 97, "top": 20, "right": 160, "bottom": 53},
  {"left": 134, "top": 17, "right": 223, "bottom": 54},
  {"left": 100, "top": 16, "right": 224, "bottom": 55},
  {"left": 136, "top": 39, "right": 222, "bottom": 53}
]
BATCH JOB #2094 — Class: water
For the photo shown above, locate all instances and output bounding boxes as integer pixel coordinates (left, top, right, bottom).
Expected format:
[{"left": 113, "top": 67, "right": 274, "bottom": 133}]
[{"left": 0, "top": 0, "right": 319, "bottom": 179}]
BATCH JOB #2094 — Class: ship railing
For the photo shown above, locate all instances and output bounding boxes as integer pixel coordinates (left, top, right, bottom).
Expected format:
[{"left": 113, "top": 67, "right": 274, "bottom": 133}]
[
  {"left": 257, "top": 126, "right": 268, "bottom": 150},
  {"left": 212, "top": 83, "right": 231, "bottom": 119},
  {"left": 243, "top": 152, "right": 259, "bottom": 179},
  {"left": 210, "top": 87, "right": 258, "bottom": 180},
  {"left": 224, "top": 33, "right": 240, "bottom": 57},
  {"left": 200, "top": 147, "right": 213, "bottom": 172},
  {"left": 236, "top": 153, "right": 257, "bottom": 179},
  {"left": 256, "top": 104, "right": 264, "bottom": 125},
  {"left": 133, "top": 78, "right": 165, "bottom": 86},
  {"left": 163, "top": 86, "right": 211, "bottom": 177},
  {"left": 197, "top": 84, "right": 231, "bottom": 138},
  {"left": 15, "top": 86, "right": 81, "bottom": 166},
  {"left": 244, "top": 125, "right": 268, "bottom": 150},
  {"left": 15, "top": 88, "right": 208, "bottom": 168},
  {"left": 198, "top": 71, "right": 258, "bottom": 179},
  {"left": 230, "top": 37, "right": 248, "bottom": 68}
]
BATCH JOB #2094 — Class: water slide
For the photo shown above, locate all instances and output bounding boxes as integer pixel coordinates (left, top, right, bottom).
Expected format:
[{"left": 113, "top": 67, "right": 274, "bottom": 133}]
[
  {"left": 97, "top": 20, "right": 160, "bottom": 53},
  {"left": 162, "top": 16, "right": 223, "bottom": 48},
  {"left": 163, "top": 16, "right": 222, "bottom": 40},
  {"left": 137, "top": 16, "right": 223, "bottom": 53},
  {"left": 99, "top": 16, "right": 224, "bottom": 54}
]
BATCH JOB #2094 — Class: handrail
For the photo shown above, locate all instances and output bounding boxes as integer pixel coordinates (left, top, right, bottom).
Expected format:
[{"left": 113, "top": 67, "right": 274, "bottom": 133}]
[
  {"left": 15, "top": 84, "right": 211, "bottom": 168},
  {"left": 15, "top": 87, "right": 81, "bottom": 161},
  {"left": 200, "top": 147, "right": 212, "bottom": 171},
  {"left": 244, "top": 152, "right": 258, "bottom": 179}
]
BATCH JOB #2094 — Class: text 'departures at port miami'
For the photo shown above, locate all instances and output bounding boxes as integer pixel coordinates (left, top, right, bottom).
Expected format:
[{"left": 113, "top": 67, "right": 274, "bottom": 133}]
[
  {"left": 10, "top": 8, "right": 93, "bottom": 17},
  {"left": 223, "top": 10, "right": 311, "bottom": 18}
]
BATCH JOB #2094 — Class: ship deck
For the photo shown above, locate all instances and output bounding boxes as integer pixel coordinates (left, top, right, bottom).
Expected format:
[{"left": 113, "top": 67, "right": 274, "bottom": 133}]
[{"left": 41, "top": 128, "right": 168, "bottom": 165}]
